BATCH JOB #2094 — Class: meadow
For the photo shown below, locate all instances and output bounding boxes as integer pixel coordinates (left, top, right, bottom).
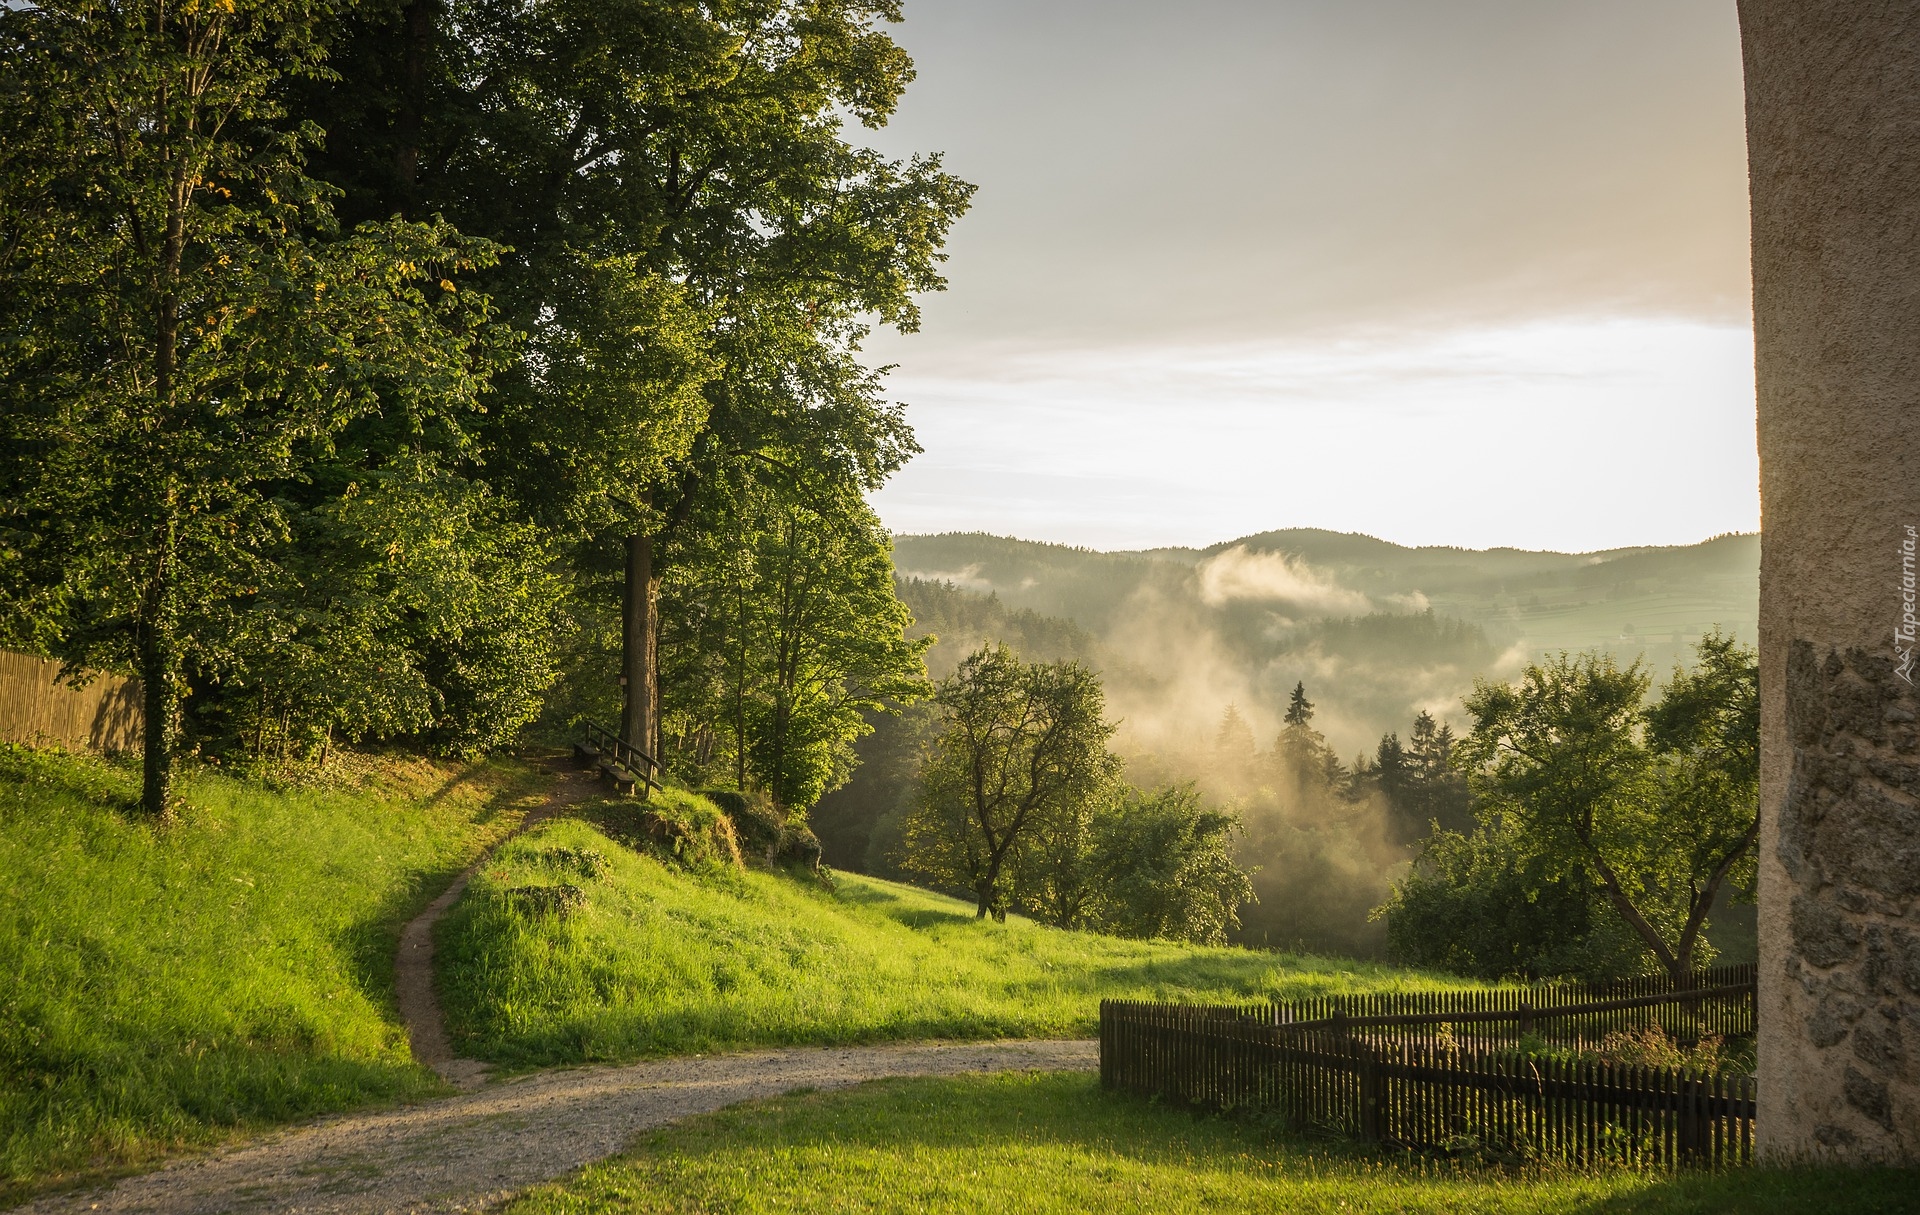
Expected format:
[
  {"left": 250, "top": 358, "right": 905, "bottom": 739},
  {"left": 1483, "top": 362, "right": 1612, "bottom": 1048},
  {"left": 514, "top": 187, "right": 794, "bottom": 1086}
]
[
  {"left": 503, "top": 1070, "right": 1917, "bottom": 1215},
  {"left": 0, "top": 745, "right": 544, "bottom": 1196},
  {"left": 434, "top": 813, "right": 1476, "bottom": 1069}
]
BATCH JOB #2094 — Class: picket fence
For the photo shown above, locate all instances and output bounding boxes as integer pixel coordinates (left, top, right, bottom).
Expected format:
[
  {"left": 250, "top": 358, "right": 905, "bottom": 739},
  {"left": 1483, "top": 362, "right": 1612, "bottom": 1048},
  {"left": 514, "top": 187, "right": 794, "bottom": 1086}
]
[{"left": 1100, "top": 965, "right": 1756, "bottom": 1168}]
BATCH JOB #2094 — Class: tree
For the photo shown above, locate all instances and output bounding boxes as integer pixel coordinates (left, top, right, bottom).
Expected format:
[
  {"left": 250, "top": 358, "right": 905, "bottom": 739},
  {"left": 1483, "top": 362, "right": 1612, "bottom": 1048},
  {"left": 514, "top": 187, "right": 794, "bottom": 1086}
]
[
  {"left": 217, "top": 462, "right": 566, "bottom": 759},
  {"left": 1215, "top": 703, "right": 1255, "bottom": 758},
  {"left": 658, "top": 479, "right": 930, "bottom": 810},
  {"left": 1453, "top": 635, "right": 1759, "bottom": 984},
  {"left": 899, "top": 645, "right": 1118, "bottom": 919},
  {"left": 0, "top": 0, "right": 502, "bottom": 814},
  {"left": 1087, "top": 784, "right": 1255, "bottom": 946},
  {"left": 294, "top": 0, "right": 973, "bottom": 764},
  {"left": 1375, "top": 815, "right": 1645, "bottom": 981},
  {"left": 1362, "top": 710, "right": 1472, "bottom": 843}
]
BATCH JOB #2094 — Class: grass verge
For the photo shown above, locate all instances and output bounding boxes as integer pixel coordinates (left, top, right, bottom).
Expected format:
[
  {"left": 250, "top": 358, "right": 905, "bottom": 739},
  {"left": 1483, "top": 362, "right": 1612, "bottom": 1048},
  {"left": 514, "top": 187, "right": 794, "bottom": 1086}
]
[
  {"left": 0, "top": 744, "right": 545, "bottom": 1199},
  {"left": 503, "top": 1070, "right": 1920, "bottom": 1215},
  {"left": 437, "top": 816, "right": 1477, "bottom": 1068}
]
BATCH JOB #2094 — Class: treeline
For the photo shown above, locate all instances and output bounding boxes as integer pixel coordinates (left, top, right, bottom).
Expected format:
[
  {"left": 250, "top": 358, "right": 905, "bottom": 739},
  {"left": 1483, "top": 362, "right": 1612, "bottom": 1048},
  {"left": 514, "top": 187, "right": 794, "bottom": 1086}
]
[{"left": 0, "top": 0, "right": 970, "bottom": 816}]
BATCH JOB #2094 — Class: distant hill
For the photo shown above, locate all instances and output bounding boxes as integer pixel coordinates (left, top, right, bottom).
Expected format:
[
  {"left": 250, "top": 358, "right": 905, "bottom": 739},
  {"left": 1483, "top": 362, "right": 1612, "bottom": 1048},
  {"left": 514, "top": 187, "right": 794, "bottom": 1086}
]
[{"left": 891, "top": 529, "right": 1758, "bottom": 756}]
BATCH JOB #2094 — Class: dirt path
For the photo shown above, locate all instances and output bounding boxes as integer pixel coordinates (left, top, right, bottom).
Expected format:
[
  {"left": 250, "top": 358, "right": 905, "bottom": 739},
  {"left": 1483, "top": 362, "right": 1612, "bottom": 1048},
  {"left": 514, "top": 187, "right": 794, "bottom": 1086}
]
[
  {"left": 28, "top": 1040, "right": 1097, "bottom": 1214},
  {"left": 395, "top": 761, "right": 597, "bottom": 1090}
]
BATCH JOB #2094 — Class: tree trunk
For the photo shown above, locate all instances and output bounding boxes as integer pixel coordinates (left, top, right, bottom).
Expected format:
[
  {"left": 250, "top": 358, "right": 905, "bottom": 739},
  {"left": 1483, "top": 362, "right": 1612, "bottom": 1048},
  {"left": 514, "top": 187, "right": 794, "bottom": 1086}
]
[
  {"left": 621, "top": 533, "right": 659, "bottom": 772},
  {"left": 138, "top": 565, "right": 178, "bottom": 819},
  {"left": 394, "top": 0, "right": 438, "bottom": 216}
]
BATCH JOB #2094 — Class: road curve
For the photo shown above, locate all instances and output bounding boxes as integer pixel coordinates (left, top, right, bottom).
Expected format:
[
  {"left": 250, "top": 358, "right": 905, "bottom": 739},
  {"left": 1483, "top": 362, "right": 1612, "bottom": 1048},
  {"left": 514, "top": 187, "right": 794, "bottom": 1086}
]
[{"left": 28, "top": 1040, "right": 1098, "bottom": 1214}]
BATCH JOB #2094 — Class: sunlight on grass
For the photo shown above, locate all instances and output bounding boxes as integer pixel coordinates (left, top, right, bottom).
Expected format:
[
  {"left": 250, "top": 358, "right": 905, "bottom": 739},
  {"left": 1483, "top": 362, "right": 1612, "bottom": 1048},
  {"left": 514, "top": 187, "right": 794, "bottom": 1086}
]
[
  {"left": 437, "top": 817, "right": 1481, "bottom": 1068},
  {"left": 504, "top": 1072, "right": 1920, "bottom": 1215},
  {"left": 0, "top": 745, "right": 544, "bottom": 1196}
]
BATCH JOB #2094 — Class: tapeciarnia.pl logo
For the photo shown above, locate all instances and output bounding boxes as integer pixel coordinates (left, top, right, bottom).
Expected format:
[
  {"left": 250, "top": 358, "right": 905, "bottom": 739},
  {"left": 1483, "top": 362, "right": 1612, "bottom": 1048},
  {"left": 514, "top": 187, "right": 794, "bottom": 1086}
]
[{"left": 1899, "top": 525, "right": 1918, "bottom": 685}]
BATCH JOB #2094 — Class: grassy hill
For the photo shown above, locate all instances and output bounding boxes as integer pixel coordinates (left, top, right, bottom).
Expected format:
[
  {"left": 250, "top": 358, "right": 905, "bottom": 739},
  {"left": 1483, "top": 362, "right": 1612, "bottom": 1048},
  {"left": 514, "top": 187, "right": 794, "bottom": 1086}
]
[
  {"left": 0, "top": 746, "right": 545, "bottom": 1197},
  {"left": 435, "top": 814, "right": 1475, "bottom": 1069}
]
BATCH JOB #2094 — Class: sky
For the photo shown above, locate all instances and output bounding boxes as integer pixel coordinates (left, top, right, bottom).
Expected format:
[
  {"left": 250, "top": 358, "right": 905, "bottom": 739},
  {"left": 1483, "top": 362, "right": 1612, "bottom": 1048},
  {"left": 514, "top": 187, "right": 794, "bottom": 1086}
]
[{"left": 856, "top": 0, "right": 1759, "bottom": 553}]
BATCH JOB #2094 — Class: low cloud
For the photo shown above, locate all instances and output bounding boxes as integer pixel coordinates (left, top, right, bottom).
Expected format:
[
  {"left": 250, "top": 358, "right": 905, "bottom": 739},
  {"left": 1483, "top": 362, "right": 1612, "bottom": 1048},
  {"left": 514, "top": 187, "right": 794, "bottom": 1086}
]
[{"left": 1196, "top": 546, "right": 1372, "bottom": 616}]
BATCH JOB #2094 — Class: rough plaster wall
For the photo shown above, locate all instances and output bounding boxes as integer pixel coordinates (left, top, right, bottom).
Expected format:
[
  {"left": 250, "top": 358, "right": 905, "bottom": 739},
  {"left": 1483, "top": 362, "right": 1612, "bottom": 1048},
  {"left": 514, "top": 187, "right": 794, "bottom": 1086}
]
[{"left": 1740, "top": 0, "right": 1920, "bottom": 1163}]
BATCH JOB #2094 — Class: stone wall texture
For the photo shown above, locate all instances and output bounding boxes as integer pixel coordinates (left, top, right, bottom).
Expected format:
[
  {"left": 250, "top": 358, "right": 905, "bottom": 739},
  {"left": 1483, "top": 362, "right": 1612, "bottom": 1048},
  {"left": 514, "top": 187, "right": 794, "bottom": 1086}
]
[{"left": 1741, "top": 0, "right": 1920, "bottom": 1163}]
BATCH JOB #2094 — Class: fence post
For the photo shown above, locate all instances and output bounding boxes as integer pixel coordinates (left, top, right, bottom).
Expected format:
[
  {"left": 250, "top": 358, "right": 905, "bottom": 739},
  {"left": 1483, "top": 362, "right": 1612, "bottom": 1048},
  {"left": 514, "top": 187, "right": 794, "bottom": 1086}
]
[{"left": 1358, "top": 1047, "right": 1384, "bottom": 1143}]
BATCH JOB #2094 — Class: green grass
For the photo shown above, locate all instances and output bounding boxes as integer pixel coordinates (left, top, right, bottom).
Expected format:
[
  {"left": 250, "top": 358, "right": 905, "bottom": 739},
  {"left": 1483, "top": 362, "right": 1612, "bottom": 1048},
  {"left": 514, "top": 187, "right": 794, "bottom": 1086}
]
[
  {"left": 504, "top": 1071, "right": 1920, "bottom": 1215},
  {"left": 0, "top": 744, "right": 545, "bottom": 1198},
  {"left": 437, "top": 816, "right": 1478, "bottom": 1069}
]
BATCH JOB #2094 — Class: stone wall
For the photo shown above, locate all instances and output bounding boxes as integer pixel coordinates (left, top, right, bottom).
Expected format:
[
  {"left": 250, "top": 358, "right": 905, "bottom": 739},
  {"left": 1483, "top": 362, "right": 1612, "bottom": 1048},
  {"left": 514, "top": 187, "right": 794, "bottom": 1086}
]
[
  {"left": 0, "top": 649, "right": 142, "bottom": 755},
  {"left": 1741, "top": 0, "right": 1920, "bottom": 1163}
]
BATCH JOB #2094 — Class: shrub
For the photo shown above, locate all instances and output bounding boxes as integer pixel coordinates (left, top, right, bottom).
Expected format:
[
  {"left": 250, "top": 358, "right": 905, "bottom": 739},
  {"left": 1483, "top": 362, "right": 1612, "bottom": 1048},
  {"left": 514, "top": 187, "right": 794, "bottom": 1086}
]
[{"left": 535, "top": 846, "right": 611, "bottom": 880}]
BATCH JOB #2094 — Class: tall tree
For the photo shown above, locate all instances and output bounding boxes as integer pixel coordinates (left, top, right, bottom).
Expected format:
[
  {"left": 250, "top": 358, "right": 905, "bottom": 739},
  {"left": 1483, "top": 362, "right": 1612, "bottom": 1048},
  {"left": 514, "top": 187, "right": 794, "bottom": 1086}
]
[
  {"left": 0, "top": 0, "right": 502, "bottom": 813},
  {"left": 294, "top": 0, "right": 973, "bottom": 763},
  {"left": 900, "top": 644, "right": 1118, "bottom": 919}
]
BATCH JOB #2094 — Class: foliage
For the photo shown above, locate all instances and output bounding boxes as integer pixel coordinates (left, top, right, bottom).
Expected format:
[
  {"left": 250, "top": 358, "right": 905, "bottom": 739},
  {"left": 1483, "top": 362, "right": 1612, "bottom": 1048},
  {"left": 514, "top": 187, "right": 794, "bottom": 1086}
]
[
  {"left": 0, "top": 0, "right": 508, "bottom": 811},
  {"left": 206, "top": 462, "right": 567, "bottom": 759},
  {"left": 435, "top": 817, "right": 1461, "bottom": 1069},
  {"left": 1451, "top": 635, "right": 1759, "bottom": 983},
  {"left": 0, "top": 745, "right": 543, "bottom": 1196},
  {"left": 660, "top": 483, "right": 931, "bottom": 810},
  {"left": 295, "top": 0, "right": 973, "bottom": 777},
  {"left": 502, "top": 1071, "right": 1920, "bottom": 1215},
  {"left": 1084, "top": 785, "right": 1255, "bottom": 946},
  {"left": 813, "top": 577, "right": 1098, "bottom": 875},
  {"left": 897, "top": 645, "right": 1119, "bottom": 919},
  {"left": 1376, "top": 816, "right": 1647, "bottom": 982}
]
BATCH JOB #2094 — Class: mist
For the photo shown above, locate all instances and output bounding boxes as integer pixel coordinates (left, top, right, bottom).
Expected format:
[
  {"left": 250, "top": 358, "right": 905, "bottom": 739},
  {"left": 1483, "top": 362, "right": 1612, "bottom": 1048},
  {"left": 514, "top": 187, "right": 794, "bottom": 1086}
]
[{"left": 802, "top": 529, "right": 1760, "bottom": 956}]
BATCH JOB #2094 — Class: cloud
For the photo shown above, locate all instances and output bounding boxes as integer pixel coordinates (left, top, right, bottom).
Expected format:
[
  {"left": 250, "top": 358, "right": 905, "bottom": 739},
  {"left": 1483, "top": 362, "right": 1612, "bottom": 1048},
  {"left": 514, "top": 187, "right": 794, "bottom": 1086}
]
[{"left": 1195, "top": 546, "right": 1372, "bottom": 615}]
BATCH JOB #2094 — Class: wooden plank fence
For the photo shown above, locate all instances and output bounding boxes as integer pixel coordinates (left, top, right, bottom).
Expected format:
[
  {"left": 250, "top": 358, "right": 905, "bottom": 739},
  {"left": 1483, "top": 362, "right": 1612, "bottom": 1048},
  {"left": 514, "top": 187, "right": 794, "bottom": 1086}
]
[{"left": 1100, "top": 965, "right": 1756, "bottom": 1168}]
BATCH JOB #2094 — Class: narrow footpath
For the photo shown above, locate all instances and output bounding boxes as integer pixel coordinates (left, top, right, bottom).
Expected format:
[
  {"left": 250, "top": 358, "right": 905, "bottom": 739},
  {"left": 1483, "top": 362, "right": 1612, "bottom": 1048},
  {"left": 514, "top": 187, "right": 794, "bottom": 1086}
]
[
  {"left": 28, "top": 764, "right": 1098, "bottom": 1214},
  {"left": 393, "top": 761, "right": 596, "bottom": 1092}
]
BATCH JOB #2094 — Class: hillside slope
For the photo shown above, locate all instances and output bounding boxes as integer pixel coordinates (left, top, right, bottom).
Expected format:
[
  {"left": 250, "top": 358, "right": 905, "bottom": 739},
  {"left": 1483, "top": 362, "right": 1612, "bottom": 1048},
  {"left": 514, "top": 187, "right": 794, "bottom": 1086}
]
[
  {"left": 434, "top": 815, "right": 1474, "bottom": 1069},
  {"left": 0, "top": 746, "right": 545, "bottom": 1196}
]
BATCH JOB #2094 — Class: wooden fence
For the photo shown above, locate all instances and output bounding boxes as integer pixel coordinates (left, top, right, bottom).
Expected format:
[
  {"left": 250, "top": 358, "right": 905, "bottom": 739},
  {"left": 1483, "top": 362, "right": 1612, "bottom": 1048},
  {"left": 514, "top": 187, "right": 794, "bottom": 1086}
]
[
  {"left": 0, "top": 649, "right": 142, "bottom": 755},
  {"left": 1100, "top": 967, "right": 1756, "bottom": 1168},
  {"left": 1268, "top": 962, "right": 1756, "bottom": 1053}
]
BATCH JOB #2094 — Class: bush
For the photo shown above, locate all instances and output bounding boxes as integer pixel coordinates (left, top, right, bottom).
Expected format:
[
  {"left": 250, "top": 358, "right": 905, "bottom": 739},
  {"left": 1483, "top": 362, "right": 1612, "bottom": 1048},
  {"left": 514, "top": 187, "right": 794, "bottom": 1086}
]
[
  {"left": 499, "top": 883, "right": 588, "bottom": 918},
  {"left": 1375, "top": 818, "right": 1647, "bottom": 982},
  {"left": 775, "top": 820, "right": 823, "bottom": 871}
]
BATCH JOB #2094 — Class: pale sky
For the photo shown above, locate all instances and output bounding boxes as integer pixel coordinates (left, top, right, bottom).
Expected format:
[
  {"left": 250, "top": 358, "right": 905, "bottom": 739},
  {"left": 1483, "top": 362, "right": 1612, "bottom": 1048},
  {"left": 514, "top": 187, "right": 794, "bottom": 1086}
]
[{"left": 859, "top": 0, "right": 1759, "bottom": 552}]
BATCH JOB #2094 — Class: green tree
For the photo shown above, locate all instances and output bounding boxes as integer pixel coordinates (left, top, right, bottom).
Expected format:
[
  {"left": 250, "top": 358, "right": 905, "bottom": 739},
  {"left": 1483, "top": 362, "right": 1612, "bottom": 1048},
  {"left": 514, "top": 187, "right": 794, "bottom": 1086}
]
[
  {"left": 1375, "top": 816, "right": 1645, "bottom": 981},
  {"left": 294, "top": 0, "right": 972, "bottom": 765},
  {"left": 1454, "top": 635, "right": 1759, "bottom": 984},
  {"left": 660, "top": 479, "right": 929, "bottom": 811},
  {"left": 217, "top": 462, "right": 566, "bottom": 759},
  {"left": 1087, "top": 784, "right": 1255, "bottom": 946},
  {"left": 0, "top": 0, "right": 502, "bottom": 814},
  {"left": 899, "top": 645, "right": 1118, "bottom": 920}
]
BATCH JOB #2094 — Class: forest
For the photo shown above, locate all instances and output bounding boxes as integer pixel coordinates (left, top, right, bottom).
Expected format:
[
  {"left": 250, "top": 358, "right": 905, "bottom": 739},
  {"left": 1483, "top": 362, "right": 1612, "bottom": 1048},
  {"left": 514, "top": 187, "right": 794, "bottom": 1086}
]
[{"left": 0, "top": 0, "right": 968, "bottom": 820}]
